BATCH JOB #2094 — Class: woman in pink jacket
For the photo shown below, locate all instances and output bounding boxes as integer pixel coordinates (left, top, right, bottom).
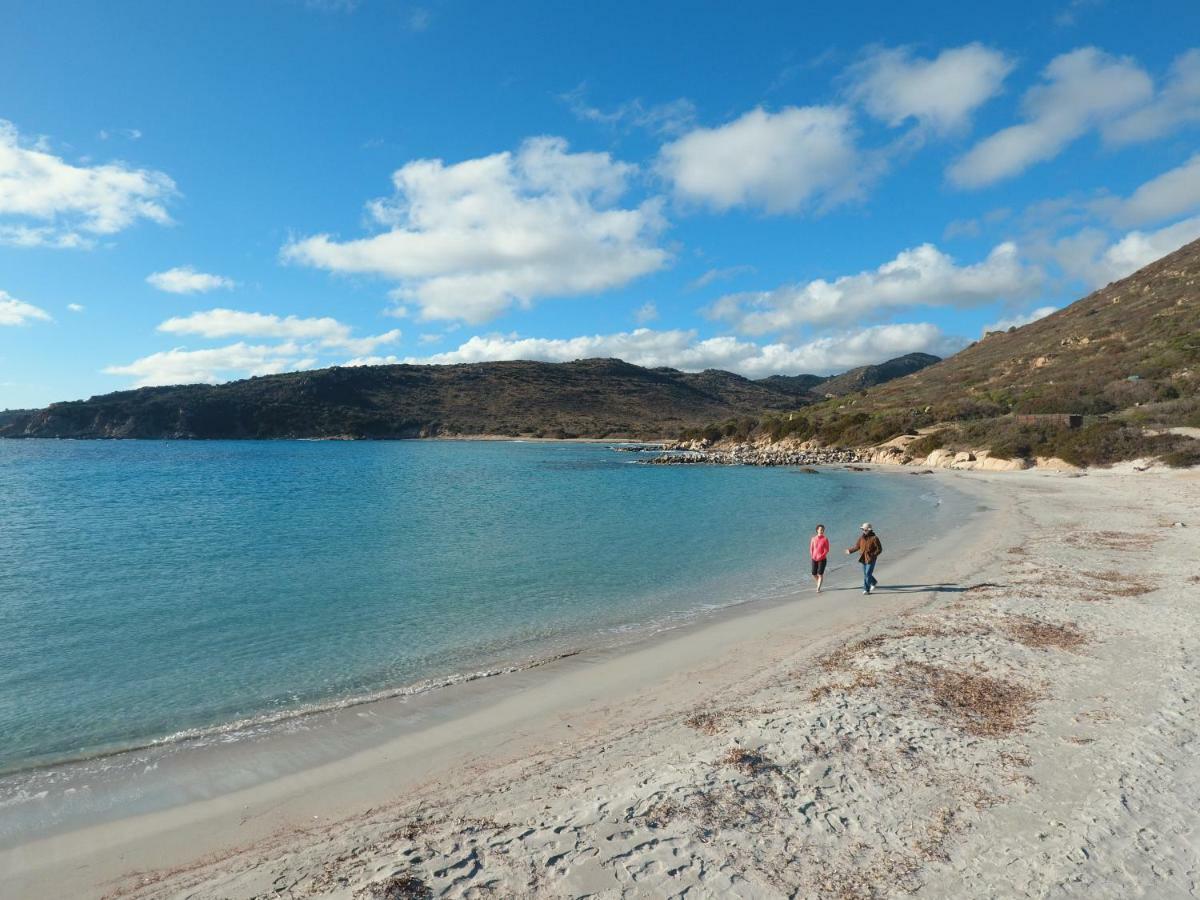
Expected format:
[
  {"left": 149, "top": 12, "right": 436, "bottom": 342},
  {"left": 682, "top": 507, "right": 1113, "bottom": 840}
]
[{"left": 810, "top": 524, "right": 830, "bottom": 593}]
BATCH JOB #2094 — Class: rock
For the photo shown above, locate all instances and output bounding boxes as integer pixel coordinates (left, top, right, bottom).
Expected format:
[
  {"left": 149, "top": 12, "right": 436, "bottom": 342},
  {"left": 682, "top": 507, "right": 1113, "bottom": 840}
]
[
  {"left": 974, "top": 456, "right": 1032, "bottom": 471},
  {"left": 1035, "top": 456, "right": 1081, "bottom": 471},
  {"left": 925, "top": 449, "right": 956, "bottom": 468}
]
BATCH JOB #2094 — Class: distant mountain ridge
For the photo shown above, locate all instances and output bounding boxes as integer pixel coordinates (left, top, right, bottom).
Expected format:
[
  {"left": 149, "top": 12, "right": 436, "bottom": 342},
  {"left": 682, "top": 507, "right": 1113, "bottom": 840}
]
[{"left": 0, "top": 353, "right": 939, "bottom": 440}]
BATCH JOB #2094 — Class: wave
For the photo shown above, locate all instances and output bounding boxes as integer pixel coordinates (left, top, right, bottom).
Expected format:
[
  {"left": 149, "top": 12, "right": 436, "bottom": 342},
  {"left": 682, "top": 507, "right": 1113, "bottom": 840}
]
[{"left": 0, "top": 649, "right": 583, "bottom": 783}]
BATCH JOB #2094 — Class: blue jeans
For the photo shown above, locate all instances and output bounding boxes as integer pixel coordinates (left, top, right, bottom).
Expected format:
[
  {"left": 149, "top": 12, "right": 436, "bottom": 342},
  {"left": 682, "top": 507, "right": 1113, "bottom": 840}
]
[{"left": 862, "top": 560, "right": 877, "bottom": 592}]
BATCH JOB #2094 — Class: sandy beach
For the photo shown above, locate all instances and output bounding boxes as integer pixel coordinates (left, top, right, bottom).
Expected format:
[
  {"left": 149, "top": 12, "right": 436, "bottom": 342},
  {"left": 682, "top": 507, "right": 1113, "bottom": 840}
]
[{"left": 5, "top": 465, "right": 1199, "bottom": 899}]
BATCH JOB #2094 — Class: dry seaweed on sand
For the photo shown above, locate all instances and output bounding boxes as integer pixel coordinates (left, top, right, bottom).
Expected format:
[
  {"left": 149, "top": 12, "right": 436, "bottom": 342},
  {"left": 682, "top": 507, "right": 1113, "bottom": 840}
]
[
  {"left": 1085, "top": 570, "right": 1155, "bottom": 597},
  {"left": 818, "top": 635, "right": 888, "bottom": 672},
  {"left": 1066, "top": 530, "right": 1158, "bottom": 551},
  {"left": 721, "top": 747, "right": 778, "bottom": 776},
  {"left": 896, "top": 663, "right": 1040, "bottom": 738},
  {"left": 684, "top": 709, "right": 726, "bottom": 735},
  {"left": 1002, "top": 615, "right": 1089, "bottom": 651},
  {"left": 809, "top": 671, "right": 881, "bottom": 701},
  {"left": 357, "top": 873, "right": 433, "bottom": 900}
]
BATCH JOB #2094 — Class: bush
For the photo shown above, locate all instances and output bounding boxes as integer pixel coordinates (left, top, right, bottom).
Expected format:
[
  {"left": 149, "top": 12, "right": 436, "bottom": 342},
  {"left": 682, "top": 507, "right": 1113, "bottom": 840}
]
[
  {"left": 1162, "top": 442, "right": 1200, "bottom": 468},
  {"left": 905, "top": 430, "right": 948, "bottom": 459}
]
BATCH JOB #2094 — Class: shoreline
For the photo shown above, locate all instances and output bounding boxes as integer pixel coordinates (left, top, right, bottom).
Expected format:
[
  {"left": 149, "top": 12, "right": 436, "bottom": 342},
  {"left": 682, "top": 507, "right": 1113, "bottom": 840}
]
[
  {"left": 1, "top": 465, "right": 990, "bottom": 896},
  {"left": 0, "top": 461, "right": 947, "bottom": 812},
  {"left": 7, "top": 465, "right": 1198, "bottom": 898}
]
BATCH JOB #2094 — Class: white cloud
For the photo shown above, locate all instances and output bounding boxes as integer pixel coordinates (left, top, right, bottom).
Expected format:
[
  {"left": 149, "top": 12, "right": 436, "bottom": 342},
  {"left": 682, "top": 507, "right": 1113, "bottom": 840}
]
[
  {"left": 104, "top": 342, "right": 318, "bottom": 388},
  {"left": 1053, "top": 216, "right": 1200, "bottom": 287},
  {"left": 633, "top": 301, "right": 659, "bottom": 324},
  {"left": 949, "top": 48, "right": 1153, "bottom": 188},
  {"left": 657, "top": 106, "right": 866, "bottom": 214},
  {"left": 67, "top": 303, "right": 85, "bottom": 312},
  {"left": 1115, "top": 153, "right": 1200, "bottom": 226},
  {"left": 146, "top": 265, "right": 235, "bottom": 294},
  {"left": 847, "top": 43, "right": 1014, "bottom": 134},
  {"left": 157, "top": 308, "right": 401, "bottom": 355},
  {"left": 561, "top": 86, "right": 697, "bottom": 137},
  {"left": 709, "top": 242, "right": 1043, "bottom": 335},
  {"left": 282, "top": 136, "right": 668, "bottom": 324},
  {"left": 418, "top": 332, "right": 443, "bottom": 344},
  {"left": 98, "top": 128, "right": 142, "bottom": 141},
  {"left": 1104, "top": 49, "right": 1200, "bottom": 146},
  {"left": 688, "top": 264, "right": 756, "bottom": 290},
  {"left": 342, "top": 355, "right": 402, "bottom": 367},
  {"left": 395, "top": 323, "right": 962, "bottom": 378},
  {"left": 983, "top": 305, "right": 1058, "bottom": 334},
  {"left": 0, "top": 119, "right": 175, "bottom": 246},
  {"left": 0, "top": 290, "right": 53, "bottom": 326}
]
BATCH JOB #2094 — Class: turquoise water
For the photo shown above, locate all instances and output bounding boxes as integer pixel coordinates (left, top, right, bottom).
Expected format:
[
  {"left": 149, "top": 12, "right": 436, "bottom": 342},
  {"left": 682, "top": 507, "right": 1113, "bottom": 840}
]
[{"left": 0, "top": 440, "right": 952, "bottom": 779}]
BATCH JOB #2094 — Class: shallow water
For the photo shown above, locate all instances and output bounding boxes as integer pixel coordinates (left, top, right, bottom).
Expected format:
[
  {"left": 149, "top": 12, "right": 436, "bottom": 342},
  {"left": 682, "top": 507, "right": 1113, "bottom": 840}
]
[{"left": 0, "top": 440, "right": 954, "bottom": 783}]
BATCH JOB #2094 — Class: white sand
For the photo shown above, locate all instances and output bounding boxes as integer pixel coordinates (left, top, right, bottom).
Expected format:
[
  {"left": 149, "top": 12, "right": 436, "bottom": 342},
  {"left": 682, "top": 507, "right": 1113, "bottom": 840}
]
[{"left": 4, "top": 467, "right": 1199, "bottom": 898}]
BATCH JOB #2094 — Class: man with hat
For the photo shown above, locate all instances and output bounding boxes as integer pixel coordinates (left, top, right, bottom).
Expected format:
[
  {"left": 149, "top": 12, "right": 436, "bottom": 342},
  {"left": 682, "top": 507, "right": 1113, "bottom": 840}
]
[{"left": 846, "top": 523, "right": 882, "bottom": 595}]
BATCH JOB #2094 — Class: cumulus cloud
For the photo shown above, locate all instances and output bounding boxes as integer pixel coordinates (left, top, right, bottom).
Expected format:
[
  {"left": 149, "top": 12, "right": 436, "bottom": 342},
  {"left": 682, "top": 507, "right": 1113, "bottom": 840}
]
[
  {"left": 0, "top": 119, "right": 175, "bottom": 247},
  {"left": 67, "top": 303, "right": 85, "bottom": 312},
  {"left": 983, "top": 305, "right": 1058, "bottom": 334},
  {"left": 1104, "top": 49, "right": 1200, "bottom": 146},
  {"left": 709, "top": 242, "right": 1043, "bottom": 335},
  {"left": 146, "top": 265, "right": 235, "bottom": 294},
  {"left": 0, "top": 290, "right": 53, "bottom": 326},
  {"left": 657, "top": 106, "right": 866, "bottom": 214},
  {"left": 104, "top": 342, "right": 318, "bottom": 388},
  {"left": 282, "top": 136, "right": 668, "bottom": 323},
  {"left": 949, "top": 48, "right": 1153, "bottom": 188},
  {"left": 1114, "top": 153, "right": 1200, "bottom": 227},
  {"left": 1052, "top": 216, "right": 1200, "bottom": 287},
  {"left": 157, "top": 308, "right": 401, "bottom": 355},
  {"left": 394, "top": 323, "right": 963, "bottom": 378},
  {"left": 847, "top": 43, "right": 1013, "bottom": 134}
]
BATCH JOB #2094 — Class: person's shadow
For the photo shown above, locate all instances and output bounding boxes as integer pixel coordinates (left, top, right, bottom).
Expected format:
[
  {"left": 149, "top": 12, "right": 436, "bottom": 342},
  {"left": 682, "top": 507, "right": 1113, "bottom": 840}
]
[{"left": 865, "top": 582, "right": 1003, "bottom": 594}]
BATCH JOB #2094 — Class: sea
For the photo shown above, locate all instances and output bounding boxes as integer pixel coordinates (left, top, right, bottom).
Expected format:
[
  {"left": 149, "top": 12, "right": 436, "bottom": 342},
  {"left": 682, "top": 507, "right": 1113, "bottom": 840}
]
[{"left": 0, "top": 438, "right": 968, "bottom": 843}]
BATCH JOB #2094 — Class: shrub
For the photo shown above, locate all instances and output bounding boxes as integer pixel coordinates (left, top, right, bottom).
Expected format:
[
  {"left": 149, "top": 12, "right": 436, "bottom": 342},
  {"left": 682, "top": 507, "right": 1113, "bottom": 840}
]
[
  {"left": 906, "top": 430, "right": 949, "bottom": 458},
  {"left": 1162, "top": 442, "right": 1200, "bottom": 468}
]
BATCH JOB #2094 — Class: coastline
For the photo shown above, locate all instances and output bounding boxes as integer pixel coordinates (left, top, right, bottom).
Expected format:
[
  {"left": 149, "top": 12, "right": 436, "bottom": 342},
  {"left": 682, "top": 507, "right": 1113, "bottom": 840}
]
[
  {"left": 5, "top": 465, "right": 1198, "bottom": 897},
  {"left": 1, "top": 464, "right": 983, "bottom": 896}
]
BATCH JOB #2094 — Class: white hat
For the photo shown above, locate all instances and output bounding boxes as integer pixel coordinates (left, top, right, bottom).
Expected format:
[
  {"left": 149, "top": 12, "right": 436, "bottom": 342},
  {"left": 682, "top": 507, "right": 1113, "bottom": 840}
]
[{"left": 861, "top": 522, "right": 872, "bottom": 530}]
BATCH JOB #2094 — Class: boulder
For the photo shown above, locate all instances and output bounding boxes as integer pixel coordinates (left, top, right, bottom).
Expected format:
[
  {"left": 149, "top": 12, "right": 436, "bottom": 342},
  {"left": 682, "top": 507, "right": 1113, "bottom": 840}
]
[
  {"left": 925, "top": 448, "right": 956, "bottom": 468},
  {"left": 974, "top": 456, "right": 1032, "bottom": 471}
]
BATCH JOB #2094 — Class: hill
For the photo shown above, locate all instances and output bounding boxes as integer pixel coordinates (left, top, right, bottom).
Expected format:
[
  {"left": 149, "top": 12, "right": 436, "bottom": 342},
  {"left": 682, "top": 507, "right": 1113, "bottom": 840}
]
[
  {"left": 810, "top": 352, "right": 941, "bottom": 398},
  {"left": 0, "top": 354, "right": 936, "bottom": 441},
  {"left": 753, "top": 352, "right": 940, "bottom": 400},
  {"left": 684, "top": 238, "right": 1200, "bottom": 467}
]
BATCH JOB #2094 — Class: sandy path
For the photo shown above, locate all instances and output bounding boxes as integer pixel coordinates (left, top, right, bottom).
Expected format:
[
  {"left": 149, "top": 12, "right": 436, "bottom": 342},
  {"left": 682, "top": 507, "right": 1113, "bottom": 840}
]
[{"left": 8, "top": 468, "right": 1200, "bottom": 899}]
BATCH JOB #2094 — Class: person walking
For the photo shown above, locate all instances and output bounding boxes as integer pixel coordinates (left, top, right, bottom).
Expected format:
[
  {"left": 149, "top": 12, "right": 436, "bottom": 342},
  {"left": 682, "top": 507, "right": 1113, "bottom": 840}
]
[
  {"left": 809, "top": 524, "right": 830, "bottom": 593},
  {"left": 846, "top": 523, "right": 882, "bottom": 595}
]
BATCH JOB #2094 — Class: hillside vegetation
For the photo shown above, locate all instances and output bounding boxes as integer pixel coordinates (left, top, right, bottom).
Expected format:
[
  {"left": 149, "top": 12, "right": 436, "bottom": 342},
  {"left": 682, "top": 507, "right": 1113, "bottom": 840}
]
[
  {"left": 683, "top": 238, "right": 1200, "bottom": 467},
  {"left": 0, "top": 349, "right": 942, "bottom": 441}
]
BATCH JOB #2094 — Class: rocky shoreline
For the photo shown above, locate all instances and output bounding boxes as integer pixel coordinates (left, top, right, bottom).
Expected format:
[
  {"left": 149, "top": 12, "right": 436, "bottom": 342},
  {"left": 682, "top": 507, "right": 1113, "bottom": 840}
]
[
  {"left": 633, "top": 439, "right": 1075, "bottom": 472},
  {"left": 641, "top": 444, "right": 871, "bottom": 467}
]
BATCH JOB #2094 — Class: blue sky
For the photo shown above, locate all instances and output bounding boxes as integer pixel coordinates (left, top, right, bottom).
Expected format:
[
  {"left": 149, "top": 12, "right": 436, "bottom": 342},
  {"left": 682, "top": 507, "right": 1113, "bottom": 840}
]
[{"left": 2, "top": 0, "right": 1199, "bottom": 409}]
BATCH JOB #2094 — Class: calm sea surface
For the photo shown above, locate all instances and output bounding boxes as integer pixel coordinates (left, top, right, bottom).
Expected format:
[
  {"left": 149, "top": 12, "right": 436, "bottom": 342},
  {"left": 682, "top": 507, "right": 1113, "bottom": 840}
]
[{"left": 0, "top": 439, "right": 956, "bottom": 780}]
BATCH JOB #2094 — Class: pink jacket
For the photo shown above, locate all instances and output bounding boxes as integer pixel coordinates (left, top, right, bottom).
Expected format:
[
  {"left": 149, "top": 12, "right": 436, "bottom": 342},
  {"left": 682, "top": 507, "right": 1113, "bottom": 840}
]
[{"left": 810, "top": 534, "right": 830, "bottom": 561}]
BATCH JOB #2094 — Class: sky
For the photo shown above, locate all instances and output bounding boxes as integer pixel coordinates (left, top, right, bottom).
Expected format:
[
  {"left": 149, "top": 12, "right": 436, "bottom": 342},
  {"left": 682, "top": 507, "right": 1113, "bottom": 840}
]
[{"left": 2, "top": 0, "right": 1200, "bottom": 409}]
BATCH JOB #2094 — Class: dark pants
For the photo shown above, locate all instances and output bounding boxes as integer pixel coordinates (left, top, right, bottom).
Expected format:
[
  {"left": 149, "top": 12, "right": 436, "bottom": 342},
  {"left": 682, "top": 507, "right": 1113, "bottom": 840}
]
[{"left": 862, "top": 560, "right": 878, "bottom": 592}]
